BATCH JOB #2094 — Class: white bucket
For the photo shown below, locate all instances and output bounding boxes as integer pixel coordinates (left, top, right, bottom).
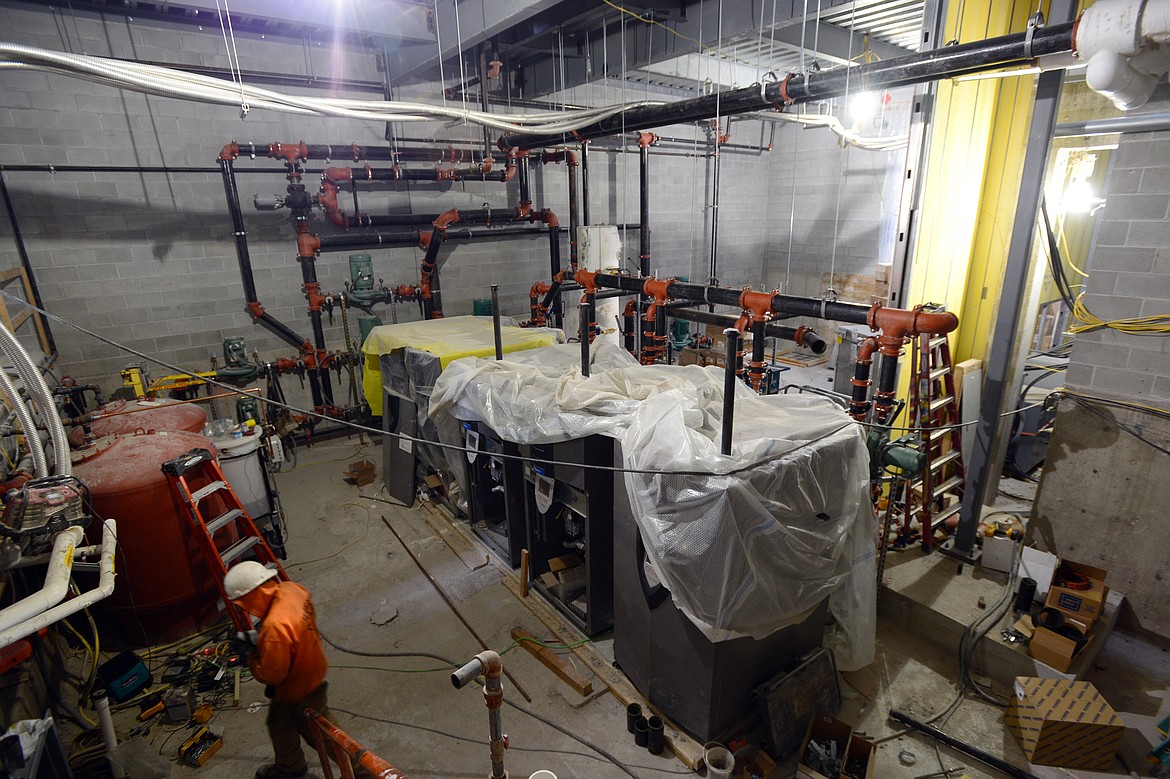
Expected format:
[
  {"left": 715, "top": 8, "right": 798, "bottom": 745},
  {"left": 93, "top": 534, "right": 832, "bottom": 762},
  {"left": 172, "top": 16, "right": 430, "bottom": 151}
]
[
  {"left": 211, "top": 433, "right": 270, "bottom": 521},
  {"left": 528, "top": 771, "right": 558, "bottom": 779},
  {"left": 704, "top": 746, "right": 735, "bottom": 779}
]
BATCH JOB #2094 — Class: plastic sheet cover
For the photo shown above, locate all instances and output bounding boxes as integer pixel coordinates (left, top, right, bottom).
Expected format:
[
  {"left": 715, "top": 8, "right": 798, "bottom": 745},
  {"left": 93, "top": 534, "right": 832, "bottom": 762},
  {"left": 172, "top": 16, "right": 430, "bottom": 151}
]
[{"left": 430, "top": 344, "right": 877, "bottom": 669}]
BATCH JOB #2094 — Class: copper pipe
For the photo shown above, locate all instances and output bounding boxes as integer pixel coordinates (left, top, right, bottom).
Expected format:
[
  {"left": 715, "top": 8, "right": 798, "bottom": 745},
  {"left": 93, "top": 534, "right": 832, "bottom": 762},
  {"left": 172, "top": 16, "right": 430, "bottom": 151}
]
[{"left": 306, "top": 708, "right": 406, "bottom": 779}]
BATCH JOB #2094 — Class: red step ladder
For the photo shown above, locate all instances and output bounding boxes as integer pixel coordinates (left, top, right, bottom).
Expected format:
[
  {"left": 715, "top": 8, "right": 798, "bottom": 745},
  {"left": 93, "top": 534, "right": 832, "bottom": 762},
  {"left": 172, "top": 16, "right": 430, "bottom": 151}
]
[{"left": 162, "top": 447, "right": 287, "bottom": 631}]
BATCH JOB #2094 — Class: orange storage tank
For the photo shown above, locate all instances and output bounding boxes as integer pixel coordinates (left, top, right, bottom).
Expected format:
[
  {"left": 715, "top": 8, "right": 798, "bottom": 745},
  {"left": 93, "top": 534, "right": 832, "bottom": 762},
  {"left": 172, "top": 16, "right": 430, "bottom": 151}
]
[
  {"left": 68, "top": 398, "right": 207, "bottom": 447},
  {"left": 72, "top": 429, "right": 230, "bottom": 644}
]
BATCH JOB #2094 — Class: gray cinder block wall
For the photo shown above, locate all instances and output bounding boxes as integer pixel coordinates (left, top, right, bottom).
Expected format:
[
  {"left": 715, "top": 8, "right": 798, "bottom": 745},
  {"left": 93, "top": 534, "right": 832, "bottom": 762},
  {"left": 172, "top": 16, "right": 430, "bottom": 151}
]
[
  {"left": 1030, "top": 113, "right": 1170, "bottom": 640},
  {"left": 0, "top": 3, "right": 893, "bottom": 395}
]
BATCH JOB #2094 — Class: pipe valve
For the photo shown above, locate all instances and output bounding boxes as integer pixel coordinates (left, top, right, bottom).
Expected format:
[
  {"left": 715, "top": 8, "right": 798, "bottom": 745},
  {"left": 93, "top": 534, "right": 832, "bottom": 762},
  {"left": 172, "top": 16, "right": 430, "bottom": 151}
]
[{"left": 253, "top": 194, "right": 285, "bottom": 211}]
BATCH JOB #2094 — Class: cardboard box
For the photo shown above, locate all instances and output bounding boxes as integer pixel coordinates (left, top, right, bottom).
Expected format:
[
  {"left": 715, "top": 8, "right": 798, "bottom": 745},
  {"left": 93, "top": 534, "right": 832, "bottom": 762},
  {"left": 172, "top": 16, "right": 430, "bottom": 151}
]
[
  {"left": 842, "top": 735, "right": 875, "bottom": 779},
  {"left": 1045, "top": 560, "right": 1108, "bottom": 628},
  {"left": 678, "top": 347, "right": 722, "bottom": 368},
  {"left": 1004, "top": 677, "right": 1124, "bottom": 770},
  {"left": 797, "top": 713, "right": 853, "bottom": 779},
  {"left": 1027, "top": 625, "right": 1087, "bottom": 672}
]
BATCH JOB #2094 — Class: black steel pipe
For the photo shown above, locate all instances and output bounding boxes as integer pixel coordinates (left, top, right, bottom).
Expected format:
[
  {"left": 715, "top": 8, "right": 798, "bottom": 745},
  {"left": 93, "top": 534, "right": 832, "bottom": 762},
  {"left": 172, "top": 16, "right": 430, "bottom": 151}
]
[
  {"left": 875, "top": 349, "right": 899, "bottom": 421},
  {"left": 585, "top": 291, "right": 597, "bottom": 342},
  {"left": 887, "top": 710, "right": 1040, "bottom": 779},
  {"left": 499, "top": 23, "right": 1076, "bottom": 149},
  {"left": 548, "top": 225, "right": 563, "bottom": 329},
  {"left": 850, "top": 348, "right": 875, "bottom": 420},
  {"left": 567, "top": 160, "right": 580, "bottom": 268},
  {"left": 491, "top": 284, "right": 503, "bottom": 361},
  {"left": 750, "top": 319, "right": 767, "bottom": 392},
  {"left": 668, "top": 307, "right": 824, "bottom": 351},
  {"left": 220, "top": 160, "right": 260, "bottom": 304},
  {"left": 316, "top": 225, "right": 556, "bottom": 253},
  {"left": 421, "top": 231, "right": 446, "bottom": 319},
  {"left": 721, "top": 329, "right": 738, "bottom": 456},
  {"left": 233, "top": 142, "right": 504, "bottom": 164},
  {"left": 579, "top": 303, "right": 590, "bottom": 378},
  {"left": 639, "top": 144, "right": 651, "bottom": 278},
  {"left": 346, "top": 167, "right": 511, "bottom": 183},
  {"left": 623, "top": 305, "right": 636, "bottom": 356},
  {"left": 580, "top": 142, "right": 591, "bottom": 227},
  {"left": 518, "top": 156, "right": 531, "bottom": 205},
  {"left": 296, "top": 257, "right": 330, "bottom": 408},
  {"left": 588, "top": 273, "right": 872, "bottom": 323}
]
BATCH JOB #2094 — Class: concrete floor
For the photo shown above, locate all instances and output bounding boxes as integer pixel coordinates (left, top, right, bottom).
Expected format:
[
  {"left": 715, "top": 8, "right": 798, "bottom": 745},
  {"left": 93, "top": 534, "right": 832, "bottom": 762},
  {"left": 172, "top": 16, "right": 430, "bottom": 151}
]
[{"left": 87, "top": 433, "right": 1170, "bottom": 779}]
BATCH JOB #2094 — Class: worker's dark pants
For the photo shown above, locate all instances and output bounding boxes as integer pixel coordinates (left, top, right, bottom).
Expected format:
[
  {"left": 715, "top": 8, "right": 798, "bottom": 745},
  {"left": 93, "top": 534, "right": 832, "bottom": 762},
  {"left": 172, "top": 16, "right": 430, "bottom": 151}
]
[{"left": 267, "top": 681, "right": 332, "bottom": 772}]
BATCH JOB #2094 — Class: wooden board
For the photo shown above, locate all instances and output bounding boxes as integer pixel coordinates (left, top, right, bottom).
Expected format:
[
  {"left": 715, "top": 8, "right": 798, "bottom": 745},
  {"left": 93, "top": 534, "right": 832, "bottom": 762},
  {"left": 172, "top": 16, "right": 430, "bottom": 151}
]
[
  {"left": 774, "top": 351, "right": 829, "bottom": 368},
  {"left": 429, "top": 504, "right": 705, "bottom": 771},
  {"left": 510, "top": 627, "right": 594, "bottom": 696},
  {"left": 500, "top": 574, "right": 705, "bottom": 770},
  {"left": 421, "top": 503, "right": 490, "bottom": 571}
]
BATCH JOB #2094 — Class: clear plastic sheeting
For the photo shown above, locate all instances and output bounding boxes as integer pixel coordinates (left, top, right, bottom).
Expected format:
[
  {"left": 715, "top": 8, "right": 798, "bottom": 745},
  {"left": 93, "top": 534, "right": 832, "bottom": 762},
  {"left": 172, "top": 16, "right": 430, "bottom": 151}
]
[
  {"left": 620, "top": 387, "right": 876, "bottom": 669},
  {"left": 429, "top": 345, "right": 876, "bottom": 669}
]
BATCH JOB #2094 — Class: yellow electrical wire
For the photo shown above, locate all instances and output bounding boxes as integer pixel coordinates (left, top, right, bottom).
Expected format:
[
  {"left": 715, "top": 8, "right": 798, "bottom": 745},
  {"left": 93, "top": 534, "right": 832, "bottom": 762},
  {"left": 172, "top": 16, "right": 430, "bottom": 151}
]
[{"left": 1069, "top": 292, "right": 1170, "bottom": 336}]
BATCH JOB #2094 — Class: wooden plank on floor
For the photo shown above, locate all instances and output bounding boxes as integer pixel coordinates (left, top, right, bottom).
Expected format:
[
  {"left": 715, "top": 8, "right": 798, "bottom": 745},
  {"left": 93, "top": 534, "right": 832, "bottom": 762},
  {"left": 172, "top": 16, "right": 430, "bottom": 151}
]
[
  {"left": 421, "top": 503, "right": 489, "bottom": 571},
  {"left": 423, "top": 501, "right": 705, "bottom": 770},
  {"left": 501, "top": 574, "right": 705, "bottom": 771},
  {"left": 511, "top": 627, "right": 594, "bottom": 696}
]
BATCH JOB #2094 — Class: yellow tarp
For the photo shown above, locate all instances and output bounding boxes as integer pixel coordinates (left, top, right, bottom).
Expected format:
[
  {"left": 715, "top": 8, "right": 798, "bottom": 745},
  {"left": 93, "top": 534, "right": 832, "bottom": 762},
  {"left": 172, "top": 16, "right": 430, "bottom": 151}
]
[{"left": 361, "top": 316, "right": 561, "bottom": 415}]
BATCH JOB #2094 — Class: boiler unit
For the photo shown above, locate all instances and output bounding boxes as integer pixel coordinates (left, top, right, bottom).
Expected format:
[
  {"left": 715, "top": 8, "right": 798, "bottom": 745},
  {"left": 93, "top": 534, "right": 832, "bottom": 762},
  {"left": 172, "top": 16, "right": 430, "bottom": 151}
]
[
  {"left": 612, "top": 448, "right": 828, "bottom": 742},
  {"left": 524, "top": 435, "right": 614, "bottom": 636},
  {"left": 463, "top": 421, "right": 527, "bottom": 567}
]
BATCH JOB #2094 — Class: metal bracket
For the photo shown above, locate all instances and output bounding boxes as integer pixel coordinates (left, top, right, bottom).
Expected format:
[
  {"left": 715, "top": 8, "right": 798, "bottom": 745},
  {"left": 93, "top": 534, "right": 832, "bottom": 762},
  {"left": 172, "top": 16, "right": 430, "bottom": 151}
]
[{"left": 1023, "top": 12, "right": 1045, "bottom": 59}]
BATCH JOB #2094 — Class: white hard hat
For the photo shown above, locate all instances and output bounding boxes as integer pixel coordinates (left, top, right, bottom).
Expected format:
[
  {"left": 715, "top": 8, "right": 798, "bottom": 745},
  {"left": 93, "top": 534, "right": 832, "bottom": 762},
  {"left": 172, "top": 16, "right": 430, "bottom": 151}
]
[{"left": 224, "top": 561, "right": 278, "bottom": 600}]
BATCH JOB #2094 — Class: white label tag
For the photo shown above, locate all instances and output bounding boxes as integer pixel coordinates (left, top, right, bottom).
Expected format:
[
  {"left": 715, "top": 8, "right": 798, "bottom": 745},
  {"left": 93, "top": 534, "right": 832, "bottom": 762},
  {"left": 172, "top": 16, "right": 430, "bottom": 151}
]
[
  {"left": 534, "top": 474, "right": 555, "bottom": 514},
  {"left": 1014, "top": 681, "right": 1026, "bottom": 701},
  {"left": 399, "top": 437, "right": 413, "bottom": 453},
  {"left": 268, "top": 435, "right": 284, "bottom": 464},
  {"left": 465, "top": 430, "right": 480, "bottom": 463}
]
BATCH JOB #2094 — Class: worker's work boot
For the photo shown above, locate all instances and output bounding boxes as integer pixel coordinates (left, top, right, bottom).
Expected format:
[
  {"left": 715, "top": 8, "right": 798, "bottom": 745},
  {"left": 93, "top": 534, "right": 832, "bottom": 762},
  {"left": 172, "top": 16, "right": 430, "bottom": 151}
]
[{"left": 254, "top": 765, "right": 308, "bottom": 779}]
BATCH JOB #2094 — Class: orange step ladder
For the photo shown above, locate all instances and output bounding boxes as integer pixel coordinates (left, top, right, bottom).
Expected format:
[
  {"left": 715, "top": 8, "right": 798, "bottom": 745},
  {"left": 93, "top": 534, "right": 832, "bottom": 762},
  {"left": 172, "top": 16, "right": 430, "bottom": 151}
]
[{"left": 162, "top": 447, "right": 287, "bottom": 631}]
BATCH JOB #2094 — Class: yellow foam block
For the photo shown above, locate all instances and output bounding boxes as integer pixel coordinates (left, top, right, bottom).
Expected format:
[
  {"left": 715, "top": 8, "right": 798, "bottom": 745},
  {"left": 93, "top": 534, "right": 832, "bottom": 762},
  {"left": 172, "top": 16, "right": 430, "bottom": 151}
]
[{"left": 361, "top": 316, "right": 560, "bottom": 416}]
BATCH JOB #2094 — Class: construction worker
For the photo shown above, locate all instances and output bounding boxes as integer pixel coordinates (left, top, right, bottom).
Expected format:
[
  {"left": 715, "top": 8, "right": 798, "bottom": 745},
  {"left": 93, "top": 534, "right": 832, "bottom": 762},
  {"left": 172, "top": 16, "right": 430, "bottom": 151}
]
[{"left": 224, "top": 561, "right": 332, "bottom": 779}]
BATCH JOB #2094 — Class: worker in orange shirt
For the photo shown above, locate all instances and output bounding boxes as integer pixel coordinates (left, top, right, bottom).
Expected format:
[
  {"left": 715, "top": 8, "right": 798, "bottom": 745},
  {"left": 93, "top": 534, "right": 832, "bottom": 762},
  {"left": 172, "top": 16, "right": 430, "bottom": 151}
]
[{"left": 225, "top": 561, "right": 332, "bottom": 779}]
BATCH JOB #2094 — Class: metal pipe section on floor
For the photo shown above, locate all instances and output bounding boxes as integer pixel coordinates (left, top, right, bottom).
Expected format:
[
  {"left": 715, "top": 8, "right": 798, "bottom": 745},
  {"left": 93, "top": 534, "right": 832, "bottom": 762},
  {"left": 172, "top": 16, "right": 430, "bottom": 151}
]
[{"left": 498, "top": 23, "right": 1076, "bottom": 149}]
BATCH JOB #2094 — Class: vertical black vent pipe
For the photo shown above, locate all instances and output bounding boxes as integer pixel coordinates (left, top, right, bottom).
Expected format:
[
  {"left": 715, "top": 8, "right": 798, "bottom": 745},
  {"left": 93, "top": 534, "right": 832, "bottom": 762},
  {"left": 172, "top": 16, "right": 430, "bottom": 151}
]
[{"left": 721, "top": 329, "right": 739, "bottom": 456}]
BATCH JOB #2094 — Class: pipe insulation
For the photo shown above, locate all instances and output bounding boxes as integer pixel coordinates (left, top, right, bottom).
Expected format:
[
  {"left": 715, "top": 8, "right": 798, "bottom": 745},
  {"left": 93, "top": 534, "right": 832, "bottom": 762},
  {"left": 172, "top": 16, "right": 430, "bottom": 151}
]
[
  {"left": 0, "top": 520, "right": 118, "bottom": 648},
  {"left": 0, "top": 526, "right": 82, "bottom": 633},
  {"left": 0, "top": 43, "right": 664, "bottom": 134}
]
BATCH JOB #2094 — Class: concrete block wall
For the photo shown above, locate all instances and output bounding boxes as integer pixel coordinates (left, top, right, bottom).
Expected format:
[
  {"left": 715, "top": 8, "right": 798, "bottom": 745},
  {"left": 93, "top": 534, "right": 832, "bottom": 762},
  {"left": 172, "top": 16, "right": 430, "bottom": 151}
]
[
  {"left": 1062, "top": 130, "right": 1170, "bottom": 401},
  {"left": 1030, "top": 106, "right": 1170, "bottom": 641},
  {"left": 0, "top": 3, "right": 892, "bottom": 395}
]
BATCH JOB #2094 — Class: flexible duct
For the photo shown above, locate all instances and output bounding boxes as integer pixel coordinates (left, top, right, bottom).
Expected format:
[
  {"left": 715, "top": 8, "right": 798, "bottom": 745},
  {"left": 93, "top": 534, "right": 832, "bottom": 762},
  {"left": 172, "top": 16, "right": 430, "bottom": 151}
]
[
  {"left": 0, "top": 324, "right": 69, "bottom": 475},
  {"left": 0, "top": 367, "right": 46, "bottom": 478}
]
